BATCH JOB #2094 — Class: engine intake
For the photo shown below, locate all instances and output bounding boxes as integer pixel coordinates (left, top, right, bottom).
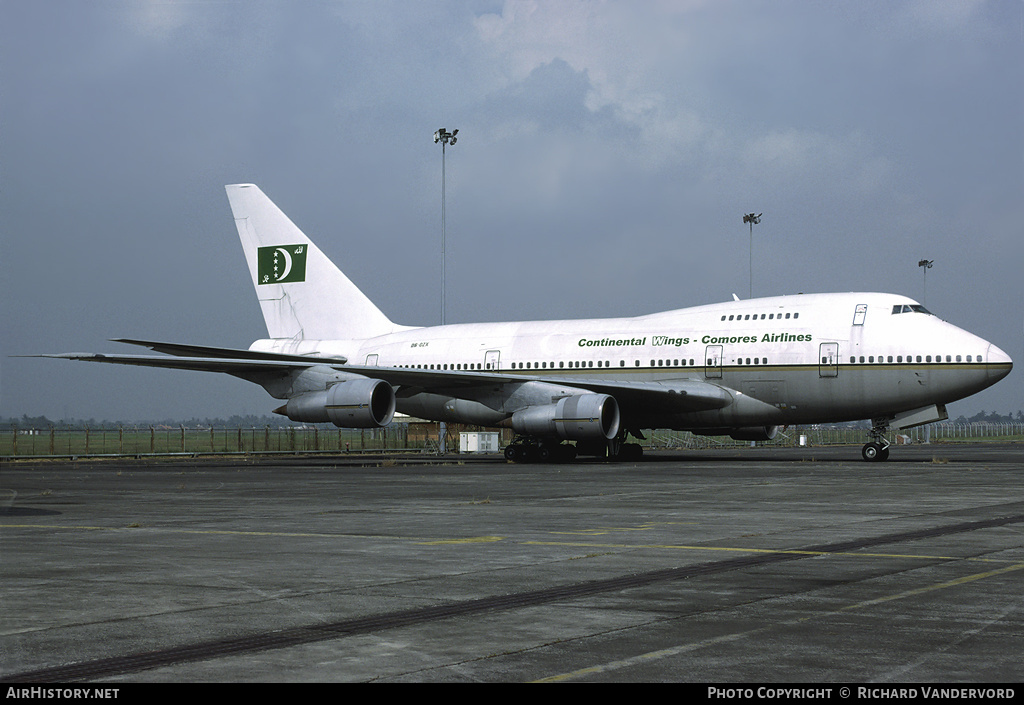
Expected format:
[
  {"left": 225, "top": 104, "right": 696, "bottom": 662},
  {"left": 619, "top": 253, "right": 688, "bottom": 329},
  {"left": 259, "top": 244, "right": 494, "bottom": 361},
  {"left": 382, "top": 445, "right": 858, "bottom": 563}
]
[
  {"left": 510, "top": 394, "right": 620, "bottom": 441},
  {"left": 278, "top": 378, "right": 396, "bottom": 428}
]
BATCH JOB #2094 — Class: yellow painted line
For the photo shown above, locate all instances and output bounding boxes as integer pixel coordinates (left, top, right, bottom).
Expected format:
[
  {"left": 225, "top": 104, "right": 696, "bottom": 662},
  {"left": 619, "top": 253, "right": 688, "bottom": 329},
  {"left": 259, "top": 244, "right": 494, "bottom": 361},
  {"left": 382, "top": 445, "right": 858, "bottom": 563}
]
[
  {"left": 3, "top": 523, "right": 510, "bottom": 545},
  {"left": 2, "top": 524, "right": 115, "bottom": 531},
  {"left": 1, "top": 524, "right": 418, "bottom": 541},
  {"left": 550, "top": 521, "right": 696, "bottom": 536},
  {"left": 831, "top": 561, "right": 1024, "bottom": 614},
  {"left": 416, "top": 536, "right": 505, "bottom": 545},
  {"left": 4, "top": 524, "right": 1016, "bottom": 565},
  {"left": 523, "top": 540, "right": 1016, "bottom": 564},
  {"left": 535, "top": 561, "right": 1024, "bottom": 682},
  {"left": 527, "top": 540, "right": 801, "bottom": 552},
  {"left": 1, "top": 523, "right": 501, "bottom": 544},
  {"left": 534, "top": 629, "right": 770, "bottom": 682}
]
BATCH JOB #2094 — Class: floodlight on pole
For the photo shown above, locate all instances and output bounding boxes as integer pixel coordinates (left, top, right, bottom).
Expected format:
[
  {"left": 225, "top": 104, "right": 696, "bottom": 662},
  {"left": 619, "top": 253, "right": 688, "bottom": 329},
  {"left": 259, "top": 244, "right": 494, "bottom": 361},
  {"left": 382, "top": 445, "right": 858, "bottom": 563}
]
[
  {"left": 434, "top": 128, "right": 458, "bottom": 327},
  {"left": 917, "top": 257, "right": 936, "bottom": 445},
  {"left": 918, "top": 259, "right": 934, "bottom": 305},
  {"left": 434, "top": 128, "right": 458, "bottom": 456},
  {"left": 742, "top": 213, "right": 762, "bottom": 298}
]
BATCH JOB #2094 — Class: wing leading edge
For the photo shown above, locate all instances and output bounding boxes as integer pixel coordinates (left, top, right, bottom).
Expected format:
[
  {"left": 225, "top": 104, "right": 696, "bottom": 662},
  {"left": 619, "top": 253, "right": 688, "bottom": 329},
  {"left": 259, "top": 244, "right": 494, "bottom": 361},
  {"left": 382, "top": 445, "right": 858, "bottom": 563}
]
[
  {"left": 112, "top": 338, "right": 348, "bottom": 364},
  {"left": 26, "top": 341, "right": 737, "bottom": 417}
]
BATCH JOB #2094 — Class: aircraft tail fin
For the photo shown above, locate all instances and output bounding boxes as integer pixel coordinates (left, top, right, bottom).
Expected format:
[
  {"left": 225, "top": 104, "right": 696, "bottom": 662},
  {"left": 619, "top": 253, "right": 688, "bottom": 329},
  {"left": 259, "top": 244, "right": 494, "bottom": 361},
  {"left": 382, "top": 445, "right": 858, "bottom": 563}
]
[{"left": 226, "top": 184, "right": 399, "bottom": 341}]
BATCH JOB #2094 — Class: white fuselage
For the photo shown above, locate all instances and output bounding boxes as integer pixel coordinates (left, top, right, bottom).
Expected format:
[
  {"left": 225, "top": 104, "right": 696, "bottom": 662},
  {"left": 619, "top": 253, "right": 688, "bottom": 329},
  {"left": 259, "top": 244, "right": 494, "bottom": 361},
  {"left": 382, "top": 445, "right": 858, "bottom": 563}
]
[{"left": 252, "top": 291, "right": 1012, "bottom": 431}]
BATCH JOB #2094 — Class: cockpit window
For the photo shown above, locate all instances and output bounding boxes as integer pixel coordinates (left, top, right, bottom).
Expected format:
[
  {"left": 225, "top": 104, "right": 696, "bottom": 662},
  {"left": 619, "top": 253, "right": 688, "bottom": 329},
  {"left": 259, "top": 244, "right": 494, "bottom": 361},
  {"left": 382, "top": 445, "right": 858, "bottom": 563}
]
[{"left": 891, "top": 304, "right": 933, "bottom": 315}]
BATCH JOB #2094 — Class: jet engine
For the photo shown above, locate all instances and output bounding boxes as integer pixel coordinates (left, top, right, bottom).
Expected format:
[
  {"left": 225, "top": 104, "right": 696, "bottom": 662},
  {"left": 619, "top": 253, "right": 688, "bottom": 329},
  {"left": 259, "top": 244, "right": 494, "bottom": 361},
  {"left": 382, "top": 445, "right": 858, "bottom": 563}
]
[
  {"left": 509, "top": 394, "right": 620, "bottom": 441},
  {"left": 696, "top": 426, "right": 779, "bottom": 442},
  {"left": 276, "top": 378, "right": 396, "bottom": 428}
]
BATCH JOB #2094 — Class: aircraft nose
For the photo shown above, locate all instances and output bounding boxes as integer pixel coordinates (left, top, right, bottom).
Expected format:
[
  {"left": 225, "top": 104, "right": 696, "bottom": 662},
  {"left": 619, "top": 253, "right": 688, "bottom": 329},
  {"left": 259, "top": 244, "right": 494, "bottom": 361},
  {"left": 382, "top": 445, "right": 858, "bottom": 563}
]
[{"left": 986, "top": 342, "right": 1012, "bottom": 381}]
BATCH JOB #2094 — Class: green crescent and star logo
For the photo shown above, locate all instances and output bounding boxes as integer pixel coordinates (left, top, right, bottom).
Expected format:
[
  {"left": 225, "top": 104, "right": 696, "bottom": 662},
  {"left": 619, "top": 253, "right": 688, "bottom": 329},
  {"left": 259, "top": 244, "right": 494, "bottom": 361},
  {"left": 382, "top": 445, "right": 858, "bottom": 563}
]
[{"left": 257, "top": 245, "right": 307, "bottom": 284}]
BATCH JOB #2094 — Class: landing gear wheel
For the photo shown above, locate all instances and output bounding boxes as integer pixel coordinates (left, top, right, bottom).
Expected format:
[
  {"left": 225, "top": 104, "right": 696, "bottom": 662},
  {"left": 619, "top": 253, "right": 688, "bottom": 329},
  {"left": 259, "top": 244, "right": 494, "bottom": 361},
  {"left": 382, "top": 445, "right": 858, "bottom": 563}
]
[
  {"left": 557, "top": 444, "right": 578, "bottom": 462},
  {"left": 862, "top": 417, "right": 893, "bottom": 462},
  {"left": 862, "top": 442, "right": 887, "bottom": 462},
  {"left": 504, "top": 437, "right": 576, "bottom": 463},
  {"left": 617, "top": 443, "right": 644, "bottom": 461}
]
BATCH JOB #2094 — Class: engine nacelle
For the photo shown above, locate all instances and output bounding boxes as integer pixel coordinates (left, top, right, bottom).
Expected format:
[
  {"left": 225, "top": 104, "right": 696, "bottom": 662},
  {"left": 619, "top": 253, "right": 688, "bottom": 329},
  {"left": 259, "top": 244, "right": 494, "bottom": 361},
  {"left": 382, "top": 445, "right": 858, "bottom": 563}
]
[
  {"left": 509, "top": 394, "right": 620, "bottom": 441},
  {"left": 279, "top": 378, "right": 396, "bottom": 428},
  {"left": 696, "top": 425, "right": 779, "bottom": 442}
]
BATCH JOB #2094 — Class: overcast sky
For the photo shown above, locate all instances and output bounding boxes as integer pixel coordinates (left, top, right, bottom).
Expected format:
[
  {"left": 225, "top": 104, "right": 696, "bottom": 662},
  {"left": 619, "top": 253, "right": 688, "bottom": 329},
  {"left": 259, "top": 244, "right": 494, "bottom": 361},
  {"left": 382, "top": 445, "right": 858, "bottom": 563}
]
[{"left": 2, "top": 0, "right": 1021, "bottom": 422}]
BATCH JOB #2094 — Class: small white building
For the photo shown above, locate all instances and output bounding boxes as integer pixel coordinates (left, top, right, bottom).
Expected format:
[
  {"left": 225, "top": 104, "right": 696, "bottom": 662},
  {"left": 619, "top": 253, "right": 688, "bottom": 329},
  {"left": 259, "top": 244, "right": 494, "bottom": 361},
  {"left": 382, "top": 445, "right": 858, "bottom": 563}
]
[{"left": 459, "top": 431, "right": 501, "bottom": 453}]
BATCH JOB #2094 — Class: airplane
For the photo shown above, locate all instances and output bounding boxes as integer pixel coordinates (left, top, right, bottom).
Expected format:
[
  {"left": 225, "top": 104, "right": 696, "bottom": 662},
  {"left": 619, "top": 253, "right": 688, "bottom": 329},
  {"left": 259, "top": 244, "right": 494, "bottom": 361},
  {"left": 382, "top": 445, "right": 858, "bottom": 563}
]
[{"left": 32, "top": 183, "right": 1012, "bottom": 462}]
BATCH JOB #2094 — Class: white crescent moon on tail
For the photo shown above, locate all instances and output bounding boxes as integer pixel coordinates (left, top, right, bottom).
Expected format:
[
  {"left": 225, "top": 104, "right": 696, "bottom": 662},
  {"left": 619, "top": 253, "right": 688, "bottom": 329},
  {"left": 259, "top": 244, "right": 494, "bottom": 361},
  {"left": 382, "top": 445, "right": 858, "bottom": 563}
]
[{"left": 274, "top": 247, "right": 293, "bottom": 281}]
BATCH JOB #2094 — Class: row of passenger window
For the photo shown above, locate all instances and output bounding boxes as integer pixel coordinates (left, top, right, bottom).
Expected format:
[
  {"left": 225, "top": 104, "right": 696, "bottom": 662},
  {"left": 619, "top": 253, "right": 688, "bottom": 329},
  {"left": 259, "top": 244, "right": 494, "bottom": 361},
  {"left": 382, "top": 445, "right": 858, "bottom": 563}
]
[
  {"left": 734, "top": 358, "right": 768, "bottom": 365},
  {"left": 398, "top": 353, "right": 982, "bottom": 372},
  {"left": 397, "top": 360, "right": 615, "bottom": 371},
  {"left": 721, "top": 312, "right": 799, "bottom": 322},
  {"left": 397, "top": 358, "right": 774, "bottom": 371},
  {"left": 512, "top": 360, "right": 608, "bottom": 369},
  {"left": 512, "top": 359, "right": 704, "bottom": 369},
  {"left": 848, "top": 354, "right": 981, "bottom": 364},
  {"left": 397, "top": 363, "right": 484, "bottom": 370}
]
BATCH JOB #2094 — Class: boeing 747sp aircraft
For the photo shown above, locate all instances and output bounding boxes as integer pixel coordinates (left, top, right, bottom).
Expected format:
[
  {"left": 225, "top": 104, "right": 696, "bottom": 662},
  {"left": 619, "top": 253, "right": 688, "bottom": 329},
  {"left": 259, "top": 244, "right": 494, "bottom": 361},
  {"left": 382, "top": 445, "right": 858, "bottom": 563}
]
[{"left": 36, "top": 184, "right": 1012, "bottom": 462}]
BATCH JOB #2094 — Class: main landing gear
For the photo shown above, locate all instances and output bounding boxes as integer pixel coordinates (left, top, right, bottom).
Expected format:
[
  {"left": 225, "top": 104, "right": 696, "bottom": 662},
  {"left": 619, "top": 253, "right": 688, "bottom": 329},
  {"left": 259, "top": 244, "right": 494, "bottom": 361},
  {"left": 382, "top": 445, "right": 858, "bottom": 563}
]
[
  {"left": 861, "top": 418, "right": 891, "bottom": 462},
  {"left": 503, "top": 436, "right": 577, "bottom": 463},
  {"left": 608, "top": 429, "right": 644, "bottom": 461},
  {"left": 503, "top": 431, "right": 645, "bottom": 463}
]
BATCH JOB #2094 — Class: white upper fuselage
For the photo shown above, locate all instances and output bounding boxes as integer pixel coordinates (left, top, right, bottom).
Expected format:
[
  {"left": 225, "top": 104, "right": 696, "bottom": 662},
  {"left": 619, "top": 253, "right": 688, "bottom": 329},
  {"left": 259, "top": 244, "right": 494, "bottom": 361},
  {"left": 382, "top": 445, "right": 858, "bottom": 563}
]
[{"left": 251, "top": 291, "right": 1012, "bottom": 428}]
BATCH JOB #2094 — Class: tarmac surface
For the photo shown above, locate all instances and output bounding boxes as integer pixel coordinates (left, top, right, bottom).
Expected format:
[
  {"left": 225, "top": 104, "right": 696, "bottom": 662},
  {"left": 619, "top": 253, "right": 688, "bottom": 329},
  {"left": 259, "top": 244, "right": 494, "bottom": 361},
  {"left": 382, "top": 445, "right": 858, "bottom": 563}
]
[{"left": 1, "top": 443, "right": 1022, "bottom": 683}]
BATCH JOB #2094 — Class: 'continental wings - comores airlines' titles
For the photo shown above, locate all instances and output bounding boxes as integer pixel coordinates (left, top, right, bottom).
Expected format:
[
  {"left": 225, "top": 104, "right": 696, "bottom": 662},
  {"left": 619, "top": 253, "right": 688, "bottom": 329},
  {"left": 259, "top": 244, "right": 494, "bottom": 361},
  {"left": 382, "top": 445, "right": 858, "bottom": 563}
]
[{"left": 35, "top": 184, "right": 1012, "bottom": 462}]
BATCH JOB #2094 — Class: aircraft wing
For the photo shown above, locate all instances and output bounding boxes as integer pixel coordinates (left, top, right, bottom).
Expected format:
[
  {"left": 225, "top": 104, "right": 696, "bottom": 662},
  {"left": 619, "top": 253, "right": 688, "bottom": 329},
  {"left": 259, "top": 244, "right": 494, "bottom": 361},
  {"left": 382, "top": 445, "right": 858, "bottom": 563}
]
[
  {"left": 22, "top": 352, "right": 316, "bottom": 381},
  {"left": 111, "top": 338, "right": 348, "bottom": 364},
  {"left": 341, "top": 365, "right": 733, "bottom": 412},
  {"left": 28, "top": 345, "right": 736, "bottom": 416}
]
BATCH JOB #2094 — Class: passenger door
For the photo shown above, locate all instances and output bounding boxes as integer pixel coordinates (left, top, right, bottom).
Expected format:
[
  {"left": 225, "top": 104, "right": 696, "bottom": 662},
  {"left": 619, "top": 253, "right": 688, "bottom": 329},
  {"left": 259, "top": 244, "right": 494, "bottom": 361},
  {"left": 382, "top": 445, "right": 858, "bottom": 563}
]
[
  {"left": 852, "top": 304, "right": 868, "bottom": 326},
  {"left": 705, "top": 345, "right": 723, "bottom": 379},
  {"left": 819, "top": 342, "right": 839, "bottom": 378}
]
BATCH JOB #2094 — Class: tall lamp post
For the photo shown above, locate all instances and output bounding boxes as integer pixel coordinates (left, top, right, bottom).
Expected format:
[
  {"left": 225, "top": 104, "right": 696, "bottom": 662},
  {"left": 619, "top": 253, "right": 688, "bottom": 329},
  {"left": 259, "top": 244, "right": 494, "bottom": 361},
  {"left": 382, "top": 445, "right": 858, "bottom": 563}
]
[
  {"left": 433, "top": 128, "right": 458, "bottom": 454},
  {"left": 434, "top": 128, "right": 458, "bottom": 326},
  {"left": 742, "top": 213, "right": 762, "bottom": 298},
  {"left": 917, "top": 259, "right": 934, "bottom": 444},
  {"left": 918, "top": 259, "right": 934, "bottom": 305}
]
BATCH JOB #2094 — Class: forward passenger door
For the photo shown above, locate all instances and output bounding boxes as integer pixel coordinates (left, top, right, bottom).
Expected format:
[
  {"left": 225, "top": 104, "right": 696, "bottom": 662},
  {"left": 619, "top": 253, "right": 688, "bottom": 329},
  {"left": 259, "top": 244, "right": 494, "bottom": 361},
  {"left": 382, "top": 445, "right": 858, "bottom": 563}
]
[
  {"left": 819, "top": 342, "right": 839, "bottom": 378},
  {"left": 705, "top": 345, "right": 723, "bottom": 379}
]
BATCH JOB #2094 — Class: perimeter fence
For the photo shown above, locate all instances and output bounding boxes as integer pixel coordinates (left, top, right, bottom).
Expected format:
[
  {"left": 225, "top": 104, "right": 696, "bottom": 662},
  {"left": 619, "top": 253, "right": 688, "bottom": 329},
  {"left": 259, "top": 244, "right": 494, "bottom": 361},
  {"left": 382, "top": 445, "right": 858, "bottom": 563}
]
[
  {"left": 2, "top": 425, "right": 431, "bottom": 459},
  {"left": 3, "top": 422, "right": 1021, "bottom": 459},
  {"left": 649, "top": 422, "right": 1024, "bottom": 450}
]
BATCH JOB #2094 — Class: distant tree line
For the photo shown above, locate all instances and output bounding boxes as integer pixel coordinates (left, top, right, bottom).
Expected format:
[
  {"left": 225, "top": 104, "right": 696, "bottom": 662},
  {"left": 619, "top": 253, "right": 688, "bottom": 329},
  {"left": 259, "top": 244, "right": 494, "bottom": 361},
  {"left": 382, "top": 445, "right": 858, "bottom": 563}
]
[
  {"left": 0, "top": 414, "right": 331, "bottom": 430},
  {"left": 951, "top": 410, "right": 1024, "bottom": 425}
]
